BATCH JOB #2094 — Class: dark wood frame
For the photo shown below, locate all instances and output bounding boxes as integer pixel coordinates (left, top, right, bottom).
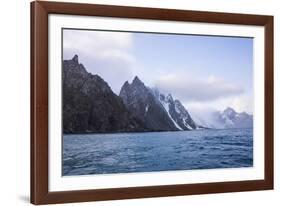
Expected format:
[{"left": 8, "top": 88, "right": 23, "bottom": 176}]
[{"left": 31, "top": 0, "right": 274, "bottom": 204}]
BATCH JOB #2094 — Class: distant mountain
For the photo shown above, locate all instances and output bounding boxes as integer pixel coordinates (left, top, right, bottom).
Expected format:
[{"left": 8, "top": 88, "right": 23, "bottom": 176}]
[
  {"left": 192, "top": 107, "right": 253, "bottom": 129},
  {"left": 119, "top": 77, "right": 197, "bottom": 131},
  {"left": 63, "top": 55, "right": 147, "bottom": 133},
  {"left": 216, "top": 107, "right": 253, "bottom": 128}
]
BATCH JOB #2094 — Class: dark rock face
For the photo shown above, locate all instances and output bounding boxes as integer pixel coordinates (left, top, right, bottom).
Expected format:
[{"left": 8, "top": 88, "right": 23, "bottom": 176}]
[
  {"left": 63, "top": 55, "right": 199, "bottom": 133},
  {"left": 153, "top": 90, "right": 197, "bottom": 130},
  {"left": 119, "top": 77, "right": 179, "bottom": 131},
  {"left": 63, "top": 55, "right": 146, "bottom": 133},
  {"left": 174, "top": 100, "right": 197, "bottom": 130},
  {"left": 64, "top": 55, "right": 252, "bottom": 133}
]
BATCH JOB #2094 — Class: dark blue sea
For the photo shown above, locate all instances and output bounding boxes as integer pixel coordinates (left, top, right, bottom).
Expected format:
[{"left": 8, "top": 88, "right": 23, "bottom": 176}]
[{"left": 63, "top": 128, "right": 253, "bottom": 176}]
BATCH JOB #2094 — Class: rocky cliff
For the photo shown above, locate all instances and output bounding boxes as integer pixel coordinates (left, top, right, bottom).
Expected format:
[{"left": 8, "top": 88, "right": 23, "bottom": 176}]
[
  {"left": 63, "top": 55, "right": 248, "bottom": 133},
  {"left": 119, "top": 77, "right": 198, "bottom": 131},
  {"left": 63, "top": 55, "right": 146, "bottom": 133},
  {"left": 119, "top": 76, "right": 179, "bottom": 131}
]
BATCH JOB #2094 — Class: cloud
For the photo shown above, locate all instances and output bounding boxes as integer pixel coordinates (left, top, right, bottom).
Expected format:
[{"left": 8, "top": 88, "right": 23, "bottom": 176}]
[
  {"left": 62, "top": 30, "right": 252, "bottom": 114},
  {"left": 227, "top": 94, "right": 253, "bottom": 114},
  {"left": 63, "top": 29, "right": 133, "bottom": 55},
  {"left": 183, "top": 94, "right": 253, "bottom": 114},
  {"left": 63, "top": 29, "right": 136, "bottom": 94},
  {"left": 155, "top": 74, "right": 244, "bottom": 102}
]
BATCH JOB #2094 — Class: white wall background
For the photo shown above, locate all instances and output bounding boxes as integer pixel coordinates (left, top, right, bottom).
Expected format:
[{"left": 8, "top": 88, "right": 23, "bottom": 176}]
[{"left": 0, "top": 0, "right": 280, "bottom": 205}]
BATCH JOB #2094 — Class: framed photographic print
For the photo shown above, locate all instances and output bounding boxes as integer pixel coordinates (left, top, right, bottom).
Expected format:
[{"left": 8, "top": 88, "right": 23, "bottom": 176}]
[{"left": 30, "top": 1, "right": 274, "bottom": 204}]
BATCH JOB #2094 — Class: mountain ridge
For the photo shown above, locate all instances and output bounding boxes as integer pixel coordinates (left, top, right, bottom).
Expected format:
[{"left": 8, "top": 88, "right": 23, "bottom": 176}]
[
  {"left": 119, "top": 76, "right": 180, "bottom": 131},
  {"left": 63, "top": 55, "right": 147, "bottom": 133},
  {"left": 192, "top": 107, "right": 253, "bottom": 129},
  {"left": 63, "top": 55, "right": 252, "bottom": 133}
]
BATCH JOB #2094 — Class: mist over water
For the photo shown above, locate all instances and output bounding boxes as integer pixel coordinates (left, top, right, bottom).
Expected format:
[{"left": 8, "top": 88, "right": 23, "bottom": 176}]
[{"left": 63, "top": 128, "right": 253, "bottom": 176}]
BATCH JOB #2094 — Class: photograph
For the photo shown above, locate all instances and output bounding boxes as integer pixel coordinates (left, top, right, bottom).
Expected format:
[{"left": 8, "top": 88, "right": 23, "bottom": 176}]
[
  {"left": 62, "top": 29, "right": 254, "bottom": 176},
  {"left": 29, "top": 1, "right": 274, "bottom": 204}
]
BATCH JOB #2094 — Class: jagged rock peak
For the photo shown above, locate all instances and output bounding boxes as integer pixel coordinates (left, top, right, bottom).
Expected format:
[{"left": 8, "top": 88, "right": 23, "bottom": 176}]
[
  {"left": 132, "top": 76, "right": 144, "bottom": 85},
  {"left": 133, "top": 75, "right": 140, "bottom": 81},
  {"left": 222, "top": 107, "right": 236, "bottom": 116},
  {"left": 63, "top": 57, "right": 147, "bottom": 133},
  {"left": 223, "top": 107, "right": 236, "bottom": 113},
  {"left": 123, "top": 80, "right": 130, "bottom": 86},
  {"left": 166, "top": 93, "right": 173, "bottom": 102},
  {"left": 72, "top": 54, "right": 79, "bottom": 63}
]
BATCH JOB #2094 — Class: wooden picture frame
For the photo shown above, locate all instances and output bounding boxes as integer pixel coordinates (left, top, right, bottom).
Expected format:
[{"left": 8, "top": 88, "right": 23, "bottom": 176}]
[{"left": 31, "top": 0, "right": 274, "bottom": 204}]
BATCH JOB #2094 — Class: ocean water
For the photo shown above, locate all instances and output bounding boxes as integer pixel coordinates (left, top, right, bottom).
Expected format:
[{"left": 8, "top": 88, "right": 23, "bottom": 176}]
[{"left": 63, "top": 128, "right": 253, "bottom": 176}]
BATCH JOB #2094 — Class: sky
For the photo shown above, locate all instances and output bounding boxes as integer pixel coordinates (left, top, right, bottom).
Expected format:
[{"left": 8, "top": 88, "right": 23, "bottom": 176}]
[{"left": 63, "top": 29, "right": 253, "bottom": 114}]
